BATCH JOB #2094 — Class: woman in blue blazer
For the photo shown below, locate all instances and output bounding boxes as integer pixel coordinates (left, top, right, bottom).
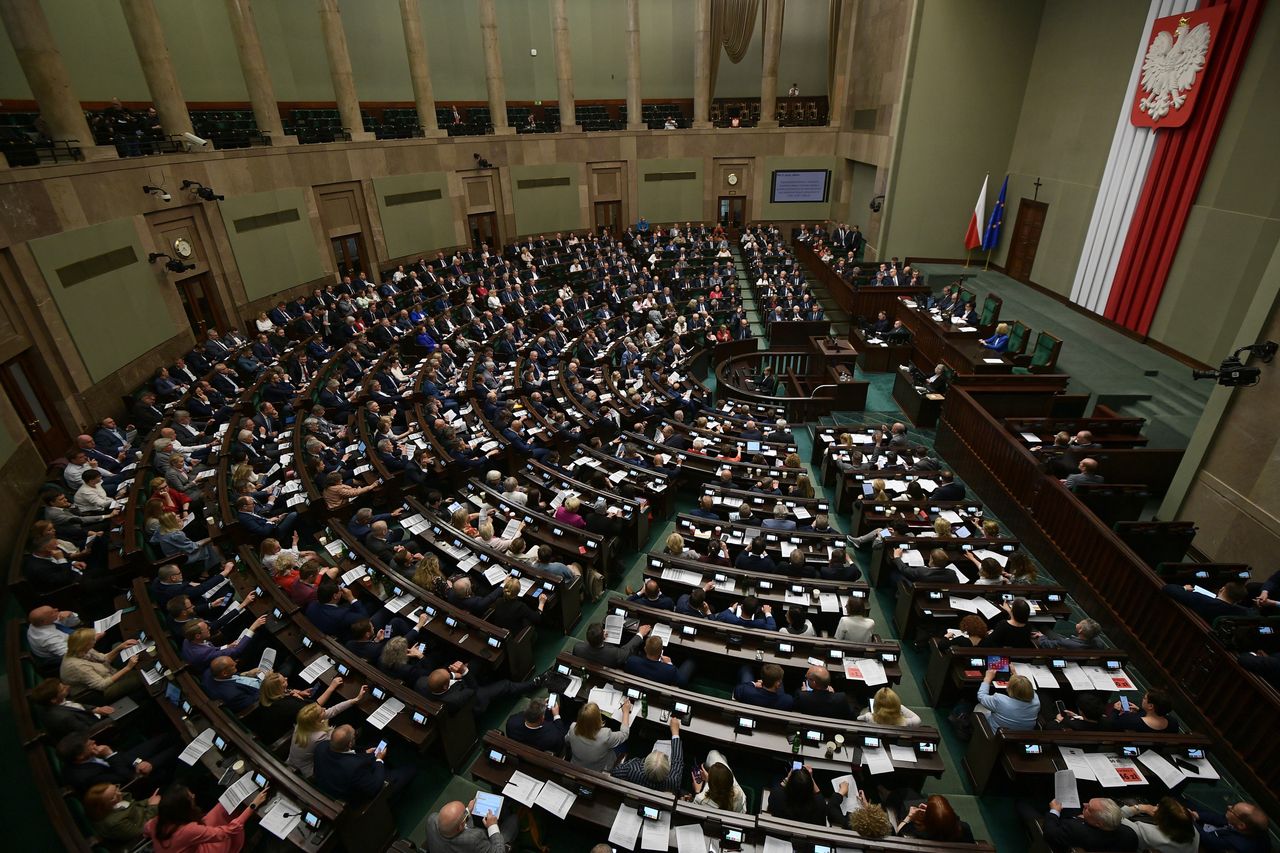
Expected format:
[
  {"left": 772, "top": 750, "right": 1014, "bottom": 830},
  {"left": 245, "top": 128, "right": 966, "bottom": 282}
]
[{"left": 980, "top": 322, "right": 1010, "bottom": 352}]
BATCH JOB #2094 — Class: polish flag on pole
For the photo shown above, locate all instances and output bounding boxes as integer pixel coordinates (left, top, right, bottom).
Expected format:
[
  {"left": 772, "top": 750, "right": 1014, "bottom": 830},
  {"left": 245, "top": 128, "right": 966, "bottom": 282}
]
[{"left": 964, "top": 174, "right": 989, "bottom": 250}]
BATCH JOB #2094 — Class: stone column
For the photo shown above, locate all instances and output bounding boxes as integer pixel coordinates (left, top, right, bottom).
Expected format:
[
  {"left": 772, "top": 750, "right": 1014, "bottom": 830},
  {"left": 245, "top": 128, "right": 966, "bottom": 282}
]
[
  {"left": 828, "top": 0, "right": 856, "bottom": 128},
  {"left": 120, "top": 0, "right": 194, "bottom": 140},
  {"left": 318, "top": 0, "right": 372, "bottom": 141},
  {"left": 398, "top": 0, "right": 444, "bottom": 137},
  {"left": 692, "top": 0, "right": 712, "bottom": 128},
  {"left": 0, "top": 0, "right": 112, "bottom": 159},
  {"left": 478, "top": 0, "right": 512, "bottom": 134},
  {"left": 550, "top": 0, "right": 578, "bottom": 131},
  {"left": 758, "top": 0, "right": 784, "bottom": 128},
  {"left": 223, "top": 0, "right": 294, "bottom": 144},
  {"left": 625, "top": 0, "right": 642, "bottom": 130}
]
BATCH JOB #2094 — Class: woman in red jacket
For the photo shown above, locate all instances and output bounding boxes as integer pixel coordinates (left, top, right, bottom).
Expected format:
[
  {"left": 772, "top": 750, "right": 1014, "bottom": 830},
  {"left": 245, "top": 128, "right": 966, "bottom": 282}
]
[{"left": 145, "top": 784, "right": 269, "bottom": 853}]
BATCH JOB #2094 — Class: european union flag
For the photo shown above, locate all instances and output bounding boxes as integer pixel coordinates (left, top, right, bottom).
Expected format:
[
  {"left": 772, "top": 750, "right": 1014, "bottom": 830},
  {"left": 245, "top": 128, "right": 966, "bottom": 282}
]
[{"left": 982, "top": 176, "right": 1009, "bottom": 252}]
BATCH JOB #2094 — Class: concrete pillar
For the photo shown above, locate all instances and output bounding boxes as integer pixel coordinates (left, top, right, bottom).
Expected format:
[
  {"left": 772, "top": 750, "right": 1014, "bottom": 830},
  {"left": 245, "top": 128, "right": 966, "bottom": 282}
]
[
  {"left": 758, "top": 0, "right": 784, "bottom": 129},
  {"left": 828, "top": 0, "right": 856, "bottom": 128},
  {"left": 0, "top": 0, "right": 113, "bottom": 159},
  {"left": 398, "top": 0, "right": 444, "bottom": 137},
  {"left": 318, "top": 0, "right": 373, "bottom": 141},
  {"left": 223, "top": 0, "right": 295, "bottom": 144},
  {"left": 692, "top": 0, "right": 712, "bottom": 128},
  {"left": 550, "top": 0, "right": 578, "bottom": 131},
  {"left": 478, "top": 0, "right": 512, "bottom": 135},
  {"left": 625, "top": 0, "right": 642, "bottom": 130},
  {"left": 120, "top": 0, "right": 194, "bottom": 140}
]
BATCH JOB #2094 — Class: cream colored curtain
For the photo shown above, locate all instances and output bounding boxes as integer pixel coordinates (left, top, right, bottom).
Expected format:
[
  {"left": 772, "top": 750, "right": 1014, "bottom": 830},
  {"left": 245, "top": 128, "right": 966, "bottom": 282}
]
[{"left": 709, "top": 0, "right": 760, "bottom": 97}]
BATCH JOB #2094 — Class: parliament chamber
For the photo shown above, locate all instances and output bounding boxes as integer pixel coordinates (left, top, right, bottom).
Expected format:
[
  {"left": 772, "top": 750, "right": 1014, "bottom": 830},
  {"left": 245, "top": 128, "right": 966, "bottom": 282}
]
[{"left": 0, "top": 1, "right": 1278, "bottom": 852}]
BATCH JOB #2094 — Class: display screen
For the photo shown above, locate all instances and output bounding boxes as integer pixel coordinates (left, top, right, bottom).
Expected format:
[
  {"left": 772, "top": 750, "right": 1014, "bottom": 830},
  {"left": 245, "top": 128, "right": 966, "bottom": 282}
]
[{"left": 770, "top": 169, "right": 831, "bottom": 203}]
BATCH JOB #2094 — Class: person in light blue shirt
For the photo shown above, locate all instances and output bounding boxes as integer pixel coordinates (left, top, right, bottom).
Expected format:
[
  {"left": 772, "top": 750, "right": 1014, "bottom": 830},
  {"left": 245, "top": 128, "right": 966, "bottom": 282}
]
[{"left": 976, "top": 663, "right": 1040, "bottom": 731}]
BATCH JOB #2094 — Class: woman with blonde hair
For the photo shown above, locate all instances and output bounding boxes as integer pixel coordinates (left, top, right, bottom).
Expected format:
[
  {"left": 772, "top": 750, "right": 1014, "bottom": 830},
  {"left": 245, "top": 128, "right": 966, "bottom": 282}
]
[
  {"left": 450, "top": 506, "right": 479, "bottom": 536},
  {"left": 859, "top": 687, "right": 923, "bottom": 727},
  {"left": 981, "top": 519, "right": 1001, "bottom": 538},
  {"left": 61, "top": 627, "right": 142, "bottom": 702},
  {"left": 152, "top": 511, "right": 224, "bottom": 574},
  {"left": 933, "top": 518, "right": 952, "bottom": 538},
  {"left": 846, "top": 790, "right": 893, "bottom": 837},
  {"left": 476, "top": 518, "right": 518, "bottom": 552},
  {"left": 978, "top": 664, "right": 1040, "bottom": 731},
  {"left": 286, "top": 683, "right": 367, "bottom": 777},
  {"left": 253, "top": 672, "right": 339, "bottom": 741},
  {"left": 664, "top": 532, "right": 698, "bottom": 560},
  {"left": 413, "top": 553, "right": 448, "bottom": 593},
  {"left": 489, "top": 576, "right": 546, "bottom": 632},
  {"left": 567, "top": 700, "right": 632, "bottom": 771},
  {"left": 554, "top": 495, "right": 586, "bottom": 529},
  {"left": 870, "top": 479, "right": 890, "bottom": 502}
]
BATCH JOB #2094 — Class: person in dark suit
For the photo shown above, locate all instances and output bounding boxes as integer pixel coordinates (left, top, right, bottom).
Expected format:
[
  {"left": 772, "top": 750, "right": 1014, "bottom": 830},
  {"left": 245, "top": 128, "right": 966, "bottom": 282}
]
[
  {"left": 1186, "top": 800, "right": 1270, "bottom": 853},
  {"left": 626, "top": 579, "right": 674, "bottom": 611},
  {"left": 504, "top": 697, "right": 568, "bottom": 753},
  {"left": 624, "top": 635, "right": 694, "bottom": 686},
  {"left": 931, "top": 470, "right": 966, "bottom": 502},
  {"left": 29, "top": 677, "right": 112, "bottom": 739},
  {"left": 1063, "top": 458, "right": 1104, "bottom": 490},
  {"left": 1039, "top": 798, "right": 1139, "bottom": 852},
  {"left": 234, "top": 496, "right": 299, "bottom": 541},
  {"left": 888, "top": 547, "right": 957, "bottom": 586},
  {"left": 306, "top": 579, "right": 387, "bottom": 639},
  {"left": 571, "top": 622, "right": 650, "bottom": 667},
  {"left": 202, "top": 655, "right": 262, "bottom": 713},
  {"left": 56, "top": 732, "right": 178, "bottom": 794},
  {"left": 734, "top": 537, "right": 777, "bottom": 573},
  {"left": 93, "top": 417, "right": 132, "bottom": 456},
  {"left": 312, "top": 724, "right": 416, "bottom": 802},
  {"left": 422, "top": 663, "right": 544, "bottom": 714},
  {"left": 1162, "top": 581, "right": 1255, "bottom": 622},
  {"left": 793, "top": 666, "right": 854, "bottom": 718},
  {"left": 732, "top": 663, "right": 794, "bottom": 710}
]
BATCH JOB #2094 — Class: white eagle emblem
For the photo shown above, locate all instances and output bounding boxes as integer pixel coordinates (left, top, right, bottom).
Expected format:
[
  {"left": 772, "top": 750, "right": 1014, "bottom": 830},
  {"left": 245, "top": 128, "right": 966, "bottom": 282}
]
[{"left": 1138, "top": 18, "right": 1212, "bottom": 121}]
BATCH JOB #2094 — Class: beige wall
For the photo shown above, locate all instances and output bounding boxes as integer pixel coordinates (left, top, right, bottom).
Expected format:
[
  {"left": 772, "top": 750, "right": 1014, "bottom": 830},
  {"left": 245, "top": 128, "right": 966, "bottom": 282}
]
[
  {"left": 218, "top": 189, "right": 328, "bottom": 301},
  {"left": 0, "top": 0, "right": 828, "bottom": 105},
  {"left": 991, "top": 0, "right": 1148, "bottom": 295},
  {"left": 373, "top": 172, "right": 459, "bottom": 260},
  {"left": 878, "top": 0, "right": 1043, "bottom": 260},
  {"left": 508, "top": 163, "right": 585, "bottom": 236}
]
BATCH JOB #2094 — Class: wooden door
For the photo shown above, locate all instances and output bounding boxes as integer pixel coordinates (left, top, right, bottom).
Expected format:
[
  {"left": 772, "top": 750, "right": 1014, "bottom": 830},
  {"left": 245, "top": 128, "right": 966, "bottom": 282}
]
[
  {"left": 468, "top": 212, "right": 499, "bottom": 250},
  {"left": 1005, "top": 199, "right": 1047, "bottom": 282},
  {"left": 718, "top": 196, "right": 746, "bottom": 232},
  {"left": 174, "top": 273, "right": 226, "bottom": 338},
  {"left": 0, "top": 351, "right": 71, "bottom": 461},
  {"left": 593, "top": 201, "right": 622, "bottom": 236}
]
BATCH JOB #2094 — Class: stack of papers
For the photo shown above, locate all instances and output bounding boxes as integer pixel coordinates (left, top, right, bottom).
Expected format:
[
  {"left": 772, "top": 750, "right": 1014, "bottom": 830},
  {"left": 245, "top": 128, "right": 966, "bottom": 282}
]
[
  {"left": 588, "top": 685, "right": 626, "bottom": 718},
  {"left": 533, "top": 780, "right": 576, "bottom": 818},
  {"left": 367, "top": 697, "right": 405, "bottom": 729},
  {"left": 831, "top": 774, "right": 861, "bottom": 814},
  {"left": 218, "top": 772, "right": 261, "bottom": 812},
  {"left": 259, "top": 793, "right": 302, "bottom": 840},
  {"left": 608, "top": 805, "right": 643, "bottom": 849},
  {"left": 861, "top": 745, "right": 895, "bottom": 775},
  {"left": 845, "top": 658, "right": 888, "bottom": 686},
  {"left": 179, "top": 728, "right": 216, "bottom": 765},
  {"left": 502, "top": 771, "right": 544, "bottom": 805},
  {"left": 1054, "top": 769, "right": 1081, "bottom": 809}
]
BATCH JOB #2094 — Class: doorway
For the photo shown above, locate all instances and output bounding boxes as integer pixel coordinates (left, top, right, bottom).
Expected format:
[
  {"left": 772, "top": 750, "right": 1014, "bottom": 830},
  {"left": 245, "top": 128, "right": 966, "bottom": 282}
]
[
  {"left": 174, "top": 273, "right": 226, "bottom": 338},
  {"left": 467, "top": 212, "right": 500, "bottom": 250},
  {"left": 330, "top": 235, "right": 365, "bottom": 279},
  {"left": 594, "top": 201, "right": 622, "bottom": 236},
  {"left": 718, "top": 196, "right": 746, "bottom": 232},
  {"left": 1005, "top": 199, "right": 1048, "bottom": 283},
  {"left": 0, "top": 351, "right": 71, "bottom": 461}
]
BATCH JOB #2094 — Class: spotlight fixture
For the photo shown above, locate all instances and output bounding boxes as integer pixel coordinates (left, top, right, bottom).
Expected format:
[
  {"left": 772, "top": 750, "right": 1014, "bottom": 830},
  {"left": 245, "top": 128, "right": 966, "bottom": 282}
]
[
  {"left": 142, "top": 185, "right": 172, "bottom": 202},
  {"left": 148, "top": 252, "right": 195, "bottom": 273},
  {"left": 181, "top": 180, "right": 224, "bottom": 201}
]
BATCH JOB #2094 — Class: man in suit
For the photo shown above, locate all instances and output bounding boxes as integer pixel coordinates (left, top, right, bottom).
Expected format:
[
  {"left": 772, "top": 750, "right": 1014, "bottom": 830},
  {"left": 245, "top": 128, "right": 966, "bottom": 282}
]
[
  {"left": 624, "top": 635, "right": 694, "bottom": 686},
  {"left": 307, "top": 579, "right": 388, "bottom": 639},
  {"left": 794, "top": 666, "right": 854, "bottom": 718},
  {"left": 130, "top": 391, "right": 165, "bottom": 436},
  {"left": 1187, "top": 800, "right": 1270, "bottom": 853},
  {"left": 93, "top": 417, "right": 133, "bottom": 456},
  {"left": 734, "top": 538, "right": 777, "bottom": 574},
  {"left": 1162, "top": 581, "right": 1255, "bottom": 622},
  {"left": 312, "top": 724, "right": 416, "bottom": 803},
  {"left": 1063, "top": 458, "right": 1104, "bottom": 491},
  {"left": 931, "top": 470, "right": 966, "bottom": 502},
  {"left": 714, "top": 596, "right": 776, "bottom": 630},
  {"left": 422, "top": 662, "right": 544, "bottom": 714},
  {"left": 733, "top": 663, "right": 794, "bottom": 710},
  {"left": 424, "top": 798, "right": 518, "bottom": 853},
  {"left": 1040, "top": 798, "right": 1138, "bottom": 852},
  {"left": 235, "top": 495, "right": 299, "bottom": 541},
  {"left": 1033, "top": 618, "right": 1104, "bottom": 650},
  {"left": 760, "top": 503, "right": 797, "bottom": 531},
  {"left": 504, "top": 697, "right": 568, "bottom": 753},
  {"left": 29, "top": 677, "right": 112, "bottom": 739},
  {"left": 626, "top": 579, "right": 674, "bottom": 611},
  {"left": 180, "top": 615, "right": 266, "bottom": 671},
  {"left": 202, "top": 655, "right": 262, "bottom": 712},
  {"left": 572, "top": 622, "right": 651, "bottom": 667},
  {"left": 56, "top": 731, "right": 178, "bottom": 794}
]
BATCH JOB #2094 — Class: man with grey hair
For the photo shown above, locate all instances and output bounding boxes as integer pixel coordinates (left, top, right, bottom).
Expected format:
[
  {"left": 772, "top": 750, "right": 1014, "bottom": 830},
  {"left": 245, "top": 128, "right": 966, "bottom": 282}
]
[
  {"left": 611, "top": 715, "right": 683, "bottom": 791},
  {"left": 1041, "top": 797, "right": 1136, "bottom": 851},
  {"left": 504, "top": 696, "right": 566, "bottom": 753},
  {"left": 501, "top": 477, "right": 527, "bottom": 506},
  {"left": 1033, "top": 619, "right": 1104, "bottom": 650},
  {"left": 485, "top": 469, "right": 502, "bottom": 488},
  {"left": 424, "top": 796, "right": 516, "bottom": 853}
]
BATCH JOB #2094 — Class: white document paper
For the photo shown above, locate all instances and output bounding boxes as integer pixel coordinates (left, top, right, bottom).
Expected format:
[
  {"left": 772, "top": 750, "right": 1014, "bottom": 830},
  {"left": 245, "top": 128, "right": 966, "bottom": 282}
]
[
  {"left": 861, "top": 745, "right": 895, "bottom": 775},
  {"left": 588, "top": 685, "right": 625, "bottom": 718},
  {"left": 764, "top": 837, "right": 793, "bottom": 853},
  {"left": 93, "top": 610, "right": 123, "bottom": 634},
  {"left": 983, "top": 358, "right": 1004, "bottom": 364},
  {"left": 819, "top": 593, "right": 840, "bottom": 613},
  {"left": 1060, "top": 663, "right": 1094, "bottom": 692},
  {"left": 1137, "top": 750, "right": 1185, "bottom": 789},
  {"left": 367, "top": 697, "right": 405, "bottom": 729},
  {"left": 1058, "top": 746, "right": 1096, "bottom": 782},
  {"left": 298, "top": 655, "right": 334, "bottom": 684},
  {"left": 1054, "top": 769, "right": 1081, "bottom": 809},
  {"left": 675, "top": 823, "right": 706, "bottom": 853},
  {"left": 939, "top": 510, "right": 963, "bottom": 524},
  {"left": 889, "top": 744, "right": 918, "bottom": 763},
  {"left": 563, "top": 674, "right": 584, "bottom": 699},
  {"left": 949, "top": 596, "right": 980, "bottom": 614},
  {"left": 604, "top": 614, "right": 624, "bottom": 644},
  {"left": 900, "top": 550, "right": 926, "bottom": 567},
  {"left": 257, "top": 647, "right": 277, "bottom": 673},
  {"left": 640, "top": 808, "right": 672, "bottom": 851},
  {"left": 259, "top": 793, "right": 302, "bottom": 840},
  {"left": 608, "top": 804, "right": 644, "bottom": 850},
  {"left": 651, "top": 623, "right": 673, "bottom": 646},
  {"left": 534, "top": 780, "right": 576, "bottom": 819},
  {"left": 178, "top": 728, "right": 216, "bottom": 765},
  {"left": 218, "top": 772, "right": 261, "bottom": 813},
  {"left": 502, "top": 770, "right": 545, "bottom": 806},
  {"left": 1086, "top": 752, "right": 1126, "bottom": 788},
  {"left": 973, "top": 598, "right": 1002, "bottom": 619},
  {"left": 831, "top": 774, "right": 860, "bottom": 814}
]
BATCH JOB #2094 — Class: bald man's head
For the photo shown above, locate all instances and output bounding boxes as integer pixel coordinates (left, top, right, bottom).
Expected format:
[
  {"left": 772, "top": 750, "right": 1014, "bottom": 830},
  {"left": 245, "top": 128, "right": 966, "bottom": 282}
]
[
  {"left": 330, "top": 724, "right": 356, "bottom": 752},
  {"left": 210, "top": 656, "right": 235, "bottom": 678},
  {"left": 28, "top": 606, "right": 58, "bottom": 627},
  {"left": 437, "top": 801, "right": 469, "bottom": 837}
]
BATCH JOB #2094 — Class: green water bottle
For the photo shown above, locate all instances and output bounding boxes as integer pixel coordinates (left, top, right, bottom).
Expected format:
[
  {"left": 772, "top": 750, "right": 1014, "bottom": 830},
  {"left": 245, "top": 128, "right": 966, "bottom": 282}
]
[
  {"left": 791, "top": 732, "right": 801, "bottom": 754},
  {"left": 640, "top": 693, "right": 649, "bottom": 719}
]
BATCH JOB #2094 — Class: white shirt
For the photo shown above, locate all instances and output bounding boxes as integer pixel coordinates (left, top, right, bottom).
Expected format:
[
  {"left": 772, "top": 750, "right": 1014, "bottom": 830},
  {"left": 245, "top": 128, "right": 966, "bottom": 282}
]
[{"left": 28, "top": 613, "right": 80, "bottom": 659}]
